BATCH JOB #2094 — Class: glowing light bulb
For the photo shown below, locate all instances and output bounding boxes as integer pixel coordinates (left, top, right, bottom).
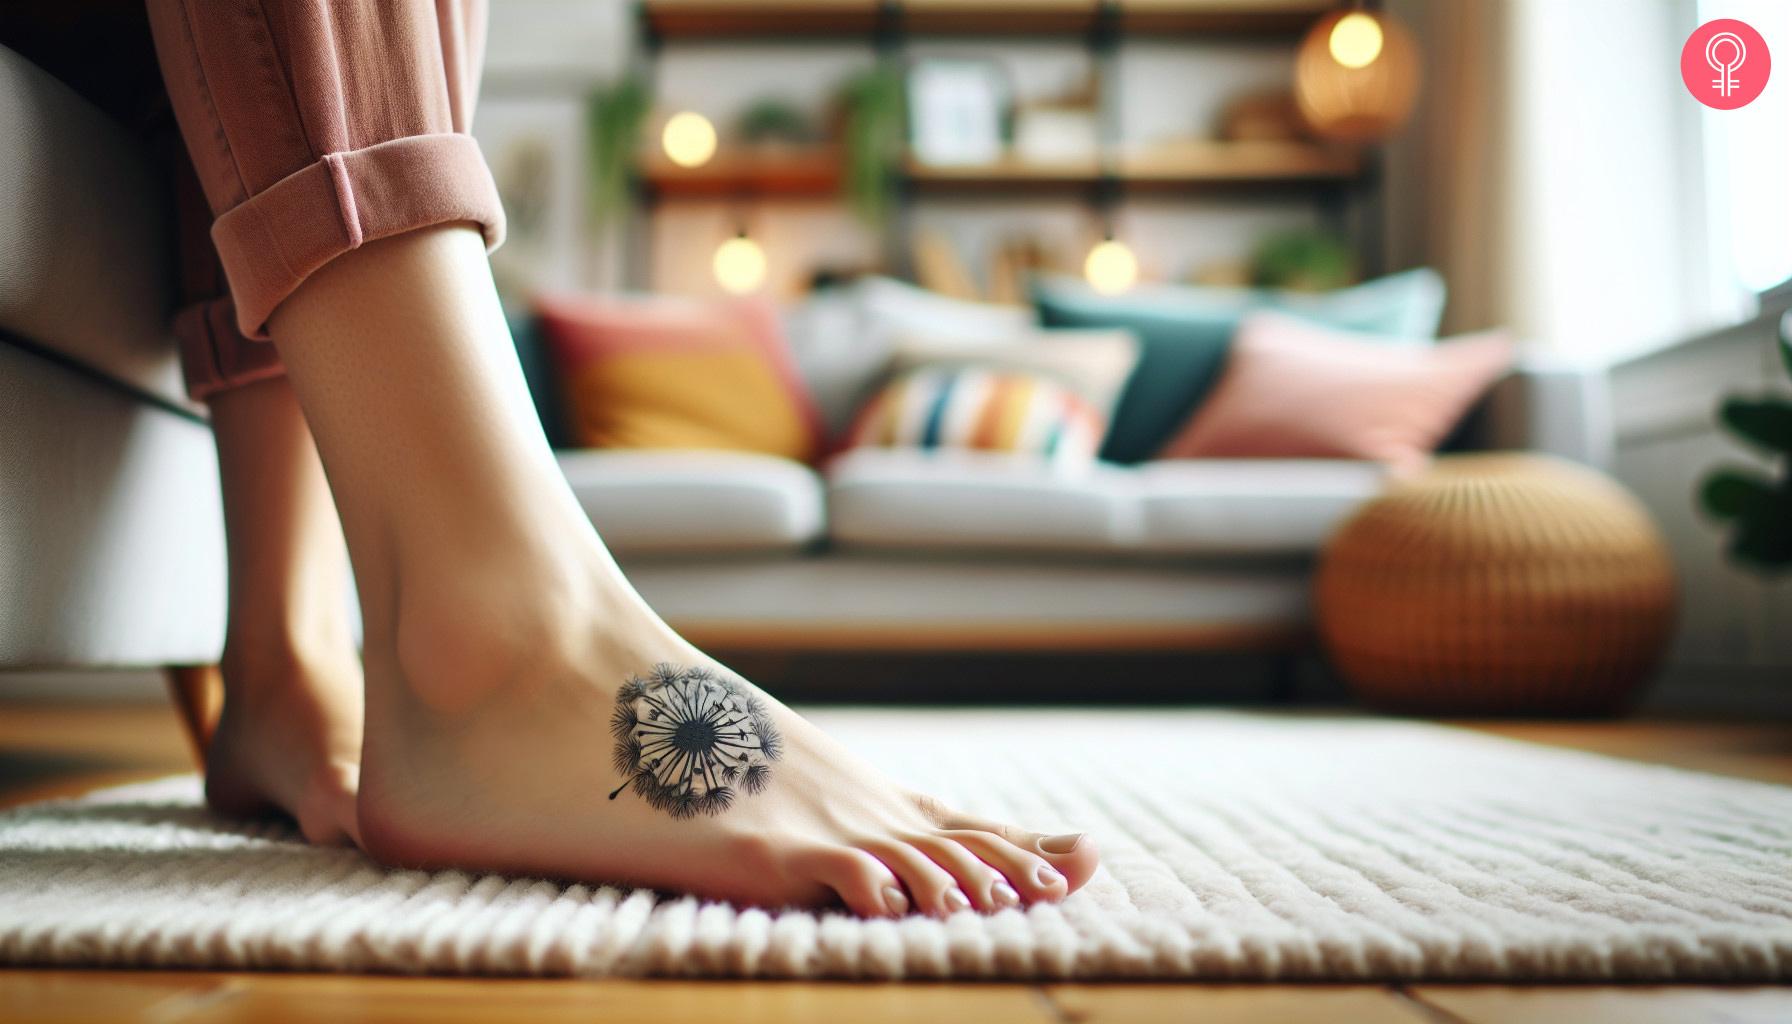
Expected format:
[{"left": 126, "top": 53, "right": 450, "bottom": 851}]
[
  {"left": 1328, "top": 12, "right": 1384, "bottom": 70},
  {"left": 1084, "top": 238, "right": 1138, "bottom": 295},
  {"left": 662, "top": 111, "right": 717, "bottom": 168},
  {"left": 713, "top": 232, "right": 766, "bottom": 294}
]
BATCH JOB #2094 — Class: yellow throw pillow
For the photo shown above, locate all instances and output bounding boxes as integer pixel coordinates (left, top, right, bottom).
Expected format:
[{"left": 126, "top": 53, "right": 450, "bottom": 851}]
[{"left": 538, "top": 293, "right": 822, "bottom": 463}]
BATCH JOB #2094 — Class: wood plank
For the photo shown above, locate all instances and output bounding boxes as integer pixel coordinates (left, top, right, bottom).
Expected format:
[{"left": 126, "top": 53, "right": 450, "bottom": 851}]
[
  {"left": 1410, "top": 985, "right": 1792, "bottom": 1024},
  {"left": 0, "top": 968, "right": 232, "bottom": 1024},
  {"left": 177, "top": 975, "right": 1059, "bottom": 1024},
  {"left": 640, "top": 1, "right": 1340, "bottom": 39},
  {"left": 1455, "top": 720, "right": 1792, "bottom": 786},
  {"left": 1048, "top": 984, "right": 1431, "bottom": 1022},
  {"left": 677, "top": 618, "right": 1311, "bottom": 653}
]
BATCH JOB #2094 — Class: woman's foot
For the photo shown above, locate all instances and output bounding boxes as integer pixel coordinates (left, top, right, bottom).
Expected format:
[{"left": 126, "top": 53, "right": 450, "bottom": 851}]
[
  {"left": 354, "top": 558, "right": 1098, "bottom": 915},
  {"left": 268, "top": 225, "right": 1100, "bottom": 914},
  {"left": 205, "top": 378, "right": 365, "bottom": 845},
  {"left": 205, "top": 641, "right": 363, "bottom": 846}
]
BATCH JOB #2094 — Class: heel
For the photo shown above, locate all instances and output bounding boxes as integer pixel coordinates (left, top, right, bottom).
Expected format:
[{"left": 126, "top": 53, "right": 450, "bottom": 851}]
[{"left": 164, "top": 664, "right": 223, "bottom": 768}]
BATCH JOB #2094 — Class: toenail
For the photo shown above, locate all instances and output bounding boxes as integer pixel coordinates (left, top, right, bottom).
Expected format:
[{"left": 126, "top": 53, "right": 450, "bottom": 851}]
[
  {"left": 943, "top": 889, "right": 971, "bottom": 914},
  {"left": 883, "top": 886, "right": 910, "bottom": 916},
  {"left": 991, "top": 882, "right": 1020, "bottom": 908},
  {"left": 1039, "top": 832, "right": 1084, "bottom": 854},
  {"left": 1036, "top": 864, "right": 1065, "bottom": 890}
]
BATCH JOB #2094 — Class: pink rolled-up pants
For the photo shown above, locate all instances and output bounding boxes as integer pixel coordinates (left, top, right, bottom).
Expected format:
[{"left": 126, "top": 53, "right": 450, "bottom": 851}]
[{"left": 88, "top": 1, "right": 506, "bottom": 400}]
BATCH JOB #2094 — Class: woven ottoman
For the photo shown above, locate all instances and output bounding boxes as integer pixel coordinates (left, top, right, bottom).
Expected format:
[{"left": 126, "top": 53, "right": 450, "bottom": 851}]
[{"left": 1315, "top": 453, "right": 1677, "bottom": 715}]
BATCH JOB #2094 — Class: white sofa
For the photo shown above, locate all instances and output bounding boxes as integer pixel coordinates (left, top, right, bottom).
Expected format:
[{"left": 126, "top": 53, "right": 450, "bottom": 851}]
[{"left": 556, "top": 359, "right": 1607, "bottom": 654}]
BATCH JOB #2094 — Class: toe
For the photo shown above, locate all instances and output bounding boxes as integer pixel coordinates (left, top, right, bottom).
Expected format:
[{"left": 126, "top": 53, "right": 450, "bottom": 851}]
[
  {"left": 862, "top": 839, "right": 970, "bottom": 918},
  {"left": 940, "top": 829, "right": 1063, "bottom": 905},
  {"left": 793, "top": 845, "right": 908, "bottom": 918},
  {"left": 294, "top": 762, "right": 362, "bottom": 847},
  {"left": 933, "top": 809, "right": 1100, "bottom": 894},
  {"left": 910, "top": 835, "right": 1011, "bottom": 912}
]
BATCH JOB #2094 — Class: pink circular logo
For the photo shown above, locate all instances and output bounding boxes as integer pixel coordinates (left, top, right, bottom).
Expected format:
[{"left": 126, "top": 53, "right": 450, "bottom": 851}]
[{"left": 1682, "top": 19, "right": 1770, "bottom": 109}]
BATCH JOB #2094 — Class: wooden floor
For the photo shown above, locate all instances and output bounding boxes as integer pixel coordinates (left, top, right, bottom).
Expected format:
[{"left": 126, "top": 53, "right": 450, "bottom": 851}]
[{"left": 3, "top": 699, "right": 1790, "bottom": 1024}]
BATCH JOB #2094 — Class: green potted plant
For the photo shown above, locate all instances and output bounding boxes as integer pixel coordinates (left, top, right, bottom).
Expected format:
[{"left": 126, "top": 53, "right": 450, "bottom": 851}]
[
  {"left": 837, "top": 64, "right": 905, "bottom": 228},
  {"left": 584, "top": 75, "right": 650, "bottom": 231},
  {"left": 1699, "top": 315, "right": 1792, "bottom": 572}
]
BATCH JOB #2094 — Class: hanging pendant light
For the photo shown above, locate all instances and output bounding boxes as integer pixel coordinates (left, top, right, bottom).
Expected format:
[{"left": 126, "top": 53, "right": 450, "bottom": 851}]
[
  {"left": 662, "top": 110, "right": 717, "bottom": 168},
  {"left": 713, "top": 228, "right": 766, "bottom": 294},
  {"left": 1084, "top": 235, "right": 1138, "bottom": 295},
  {"left": 1293, "top": 9, "right": 1420, "bottom": 143}
]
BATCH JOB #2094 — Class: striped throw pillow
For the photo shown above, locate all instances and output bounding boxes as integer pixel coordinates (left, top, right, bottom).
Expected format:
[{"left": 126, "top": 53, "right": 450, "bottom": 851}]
[{"left": 845, "top": 368, "right": 1106, "bottom": 464}]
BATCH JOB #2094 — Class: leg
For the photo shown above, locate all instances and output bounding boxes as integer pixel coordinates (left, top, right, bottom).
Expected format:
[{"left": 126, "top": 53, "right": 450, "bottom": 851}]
[
  {"left": 170, "top": 148, "right": 363, "bottom": 844},
  {"left": 146, "top": 0, "right": 1098, "bottom": 913},
  {"left": 202, "top": 375, "right": 363, "bottom": 846},
  {"left": 271, "top": 227, "right": 1098, "bottom": 914},
  {"left": 163, "top": 664, "right": 222, "bottom": 764}
]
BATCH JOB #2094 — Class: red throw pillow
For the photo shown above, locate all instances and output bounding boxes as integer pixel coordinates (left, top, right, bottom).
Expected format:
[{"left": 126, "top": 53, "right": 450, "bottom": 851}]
[{"left": 1157, "top": 312, "right": 1515, "bottom": 474}]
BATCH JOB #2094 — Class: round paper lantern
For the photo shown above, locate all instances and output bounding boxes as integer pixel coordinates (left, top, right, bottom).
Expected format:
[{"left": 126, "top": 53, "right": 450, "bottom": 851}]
[
  {"left": 1316, "top": 454, "right": 1677, "bottom": 716},
  {"left": 1084, "top": 237, "right": 1139, "bottom": 295},
  {"left": 1294, "top": 10, "right": 1420, "bottom": 143}
]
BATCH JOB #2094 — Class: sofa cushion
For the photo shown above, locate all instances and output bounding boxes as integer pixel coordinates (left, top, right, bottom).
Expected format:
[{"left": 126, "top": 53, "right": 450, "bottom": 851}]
[
  {"left": 1135, "top": 459, "right": 1387, "bottom": 556},
  {"left": 827, "top": 448, "right": 1135, "bottom": 552},
  {"left": 0, "top": 44, "right": 187, "bottom": 412},
  {"left": 559, "top": 450, "right": 825, "bottom": 554}
]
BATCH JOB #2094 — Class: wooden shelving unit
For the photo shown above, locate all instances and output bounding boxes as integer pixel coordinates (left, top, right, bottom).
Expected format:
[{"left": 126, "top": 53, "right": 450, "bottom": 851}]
[
  {"left": 641, "top": 0, "right": 1337, "bottom": 39},
  {"left": 632, "top": 0, "right": 1382, "bottom": 286},
  {"left": 637, "top": 141, "right": 1360, "bottom": 197}
]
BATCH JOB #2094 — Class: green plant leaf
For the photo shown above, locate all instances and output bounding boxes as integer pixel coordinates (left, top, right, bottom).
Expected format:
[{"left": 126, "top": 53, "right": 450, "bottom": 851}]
[
  {"left": 1729, "top": 501, "right": 1792, "bottom": 570},
  {"left": 1700, "top": 467, "right": 1772, "bottom": 519},
  {"left": 1719, "top": 397, "right": 1792, "bottom": 453},
  {"left": 1779, "top": 309, "right": 1791, "bottom": 379}
]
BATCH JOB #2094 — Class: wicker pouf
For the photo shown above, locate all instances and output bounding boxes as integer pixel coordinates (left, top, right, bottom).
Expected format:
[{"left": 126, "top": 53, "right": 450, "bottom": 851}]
[{"left": 1315, "top": 453, "right": 1677, "bottom": 715}]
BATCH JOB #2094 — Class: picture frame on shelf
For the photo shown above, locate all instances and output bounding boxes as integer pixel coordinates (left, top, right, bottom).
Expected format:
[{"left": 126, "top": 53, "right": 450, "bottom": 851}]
[{"left": 906, "top": 58, "right": 1009, "bottom": 167}]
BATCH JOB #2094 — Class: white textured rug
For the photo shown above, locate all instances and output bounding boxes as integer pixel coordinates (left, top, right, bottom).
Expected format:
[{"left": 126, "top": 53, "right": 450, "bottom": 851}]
[{"left": 3, "top": 710, "right": 1790, "bottom": 980}]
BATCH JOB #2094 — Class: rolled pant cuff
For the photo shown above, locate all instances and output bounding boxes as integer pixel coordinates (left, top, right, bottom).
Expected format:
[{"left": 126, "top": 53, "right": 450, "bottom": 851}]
[
  {"left": 176, "top": 298, "right": 286, "bottom": 402},
  {"left": 210, "top": 133, "right": 506, "bottom": 340}
]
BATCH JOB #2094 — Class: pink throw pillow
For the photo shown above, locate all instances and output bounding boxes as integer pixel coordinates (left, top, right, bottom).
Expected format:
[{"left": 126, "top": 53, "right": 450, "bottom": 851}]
[{"left": 1156, "top": 312, "right": 1515, "bottom": 474}]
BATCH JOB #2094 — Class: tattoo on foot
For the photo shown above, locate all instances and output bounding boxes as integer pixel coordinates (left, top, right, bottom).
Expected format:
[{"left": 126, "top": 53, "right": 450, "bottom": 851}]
[{"left": 609, "top": 664, "right": 783, "bottom": 818}]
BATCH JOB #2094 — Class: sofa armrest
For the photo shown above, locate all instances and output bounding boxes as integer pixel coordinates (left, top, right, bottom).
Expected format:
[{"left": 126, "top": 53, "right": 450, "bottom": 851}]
[{"left": 1473, "top": 356, "right": 1614, "bottom": 469}]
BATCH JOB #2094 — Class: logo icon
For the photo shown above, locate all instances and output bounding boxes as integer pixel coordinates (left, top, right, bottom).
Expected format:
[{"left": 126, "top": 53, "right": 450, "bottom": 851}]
[{"left": 1682, "top": 19, "right": 1770, "bottom": 109}]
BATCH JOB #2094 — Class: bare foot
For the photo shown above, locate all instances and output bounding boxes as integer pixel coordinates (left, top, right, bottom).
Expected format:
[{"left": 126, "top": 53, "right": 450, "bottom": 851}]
[
  {"left": 355, "top": 560, "right": 1099, "bottom": 915},
  {"left": 267, "top": 225, "right": 1100, "bottom": 914},
  {"left": 204, "top": 378, "right": 364, "bottom": 845},
  {"left": 205, "top": 643, "right": 363, "bottom": 846}
]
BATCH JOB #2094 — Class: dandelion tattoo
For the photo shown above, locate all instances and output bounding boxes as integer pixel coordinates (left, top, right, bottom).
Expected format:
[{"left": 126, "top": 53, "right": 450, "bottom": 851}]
[{"left": 608, "top": 664, "right": 782, "bottom": 818}]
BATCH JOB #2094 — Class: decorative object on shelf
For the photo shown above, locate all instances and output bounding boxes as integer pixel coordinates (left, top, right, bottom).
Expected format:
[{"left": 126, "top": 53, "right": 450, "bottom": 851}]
[
  {"left": 1317, "top": 454, "right": 1677, "bottom": 716},
  {"left": 713, "top": 228, "right": 767, "bottom": 295},
  {"left": 1699, "top": 315, "right": 1792, "bottom": 571},
  {"left": 1013, "top": 70, "right": 1100, "bottom": 164},
  {"left": 839, "top": 64, "right": 905, "bottom": 226},
  {"left": 1250, "top": 229, "right": 1356, "bottom": 291},
  {"left": 911, "top": 227, "right": 982, "bottom": 302},
  {"left": 736, "top": 99, "right": 815, "bottom": 148},
  {"left": 584, "top": 75, "right": 651, "bottom": 229},
  {"left": 906, "top": 58, "right": 1008, "bottom": 167},
  {"left": 1293, "top": 9, "right": 1420, "bottom": 143},
  {"left": 1216, "top": 90, "right": 1304, "bottom": 142},
  {"left": 661, "top": 110, "right": 718, "bottom": 168}
]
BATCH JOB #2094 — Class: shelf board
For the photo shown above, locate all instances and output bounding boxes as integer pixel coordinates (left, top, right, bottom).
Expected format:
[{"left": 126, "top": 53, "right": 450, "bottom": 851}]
[
  {"left": 638, "top": 142, "right": 1359, "bottom": 198},
  {"left": 640, "top": 1, "right": 1340, "bottom": 39},
  {"left": 639, "top": 146, "right": 843, "bottom": 197}
]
